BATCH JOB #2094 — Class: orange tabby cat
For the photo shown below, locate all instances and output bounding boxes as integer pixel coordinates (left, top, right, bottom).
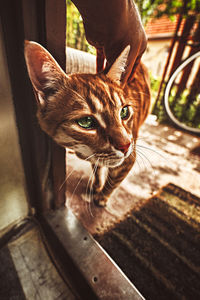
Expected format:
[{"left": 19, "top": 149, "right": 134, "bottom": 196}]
[{"left": 24, "top": 41, "right": 150, "bottom": 207}]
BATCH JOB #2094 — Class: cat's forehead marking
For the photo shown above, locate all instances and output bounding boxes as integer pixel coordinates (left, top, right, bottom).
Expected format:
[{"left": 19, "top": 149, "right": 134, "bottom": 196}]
[
  {"left": 99, "top": 81, "right": 112, "bottom": 99},
  {"left": 90, "top": 93, "right": 104, "bottom": 112},
  {"left": 113, "top": 91, "right": 123, "bottom": 107}
]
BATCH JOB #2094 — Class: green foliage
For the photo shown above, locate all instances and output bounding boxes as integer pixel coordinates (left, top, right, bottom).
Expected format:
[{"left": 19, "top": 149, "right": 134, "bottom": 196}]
[
  {"left": 135, "top": 0, "right": 200, "bottom": 24},
  {"left": 66, "top": 0, "right": 95, "bottom": 54},
  {"left": 67, "top": 0, "right": 200, "bottom": 54},
  {"left": 152, "top": 75, "right": 200, "bottom": 129},
  {"left": 67, "top": 0, "right": 200, "bottom": 52},
  {"left": 151, "top": 77, "right": 168, "bottom": 123}
]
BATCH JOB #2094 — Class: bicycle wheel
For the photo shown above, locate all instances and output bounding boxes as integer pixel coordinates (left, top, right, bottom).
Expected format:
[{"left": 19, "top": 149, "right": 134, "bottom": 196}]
[{"left": 164, "top": 51, "right": 200, "bottom": 135}]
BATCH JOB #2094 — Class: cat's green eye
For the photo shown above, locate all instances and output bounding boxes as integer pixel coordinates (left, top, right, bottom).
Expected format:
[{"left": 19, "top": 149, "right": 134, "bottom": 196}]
[
  {"left": 77, "top": 116, "right": 96, "bottom": 129},
  {"left": 120, "top": 106, "right": 129, "bottom": 120}
]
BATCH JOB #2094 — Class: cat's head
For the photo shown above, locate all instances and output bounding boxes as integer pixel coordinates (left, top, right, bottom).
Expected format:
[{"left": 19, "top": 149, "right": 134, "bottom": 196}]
[{"left": 24, "top": 41, "right": 137, "bottom": 168}]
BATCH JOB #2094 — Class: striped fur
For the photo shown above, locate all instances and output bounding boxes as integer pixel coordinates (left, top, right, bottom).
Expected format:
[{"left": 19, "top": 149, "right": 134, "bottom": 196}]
[{"left": 25, "top": 41, "right": 150, "bottom": 207}]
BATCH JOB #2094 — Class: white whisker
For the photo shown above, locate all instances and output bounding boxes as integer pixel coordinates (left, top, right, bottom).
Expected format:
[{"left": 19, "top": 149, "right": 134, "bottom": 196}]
[
  {"left": 130, "top": 152, "right": 141, "bottom": 174},
  {"left": 85, "top": 155, "right": 98, "bottom": 197},
  {"left": 134, "top": 150, "right": 147, "bottom": 171},
  {"left": 106, "top": 173, "right": 114, "bottom": 188},
  {"left": 59, "top": 152, "right": 96, "bottom": 192},
  {"left": 136, "top": 148, "right": 156, "bottom": 178},
  {"left": 68, "top": 175, "right": 84, "bottom": 208},
  {"left": 131, "top": 152, "right": 142, "bottom": 173},
  {"left": 87, "top": 158, "right": 100, "bottom": 217},
  {"left": 136, "top": 144, "right": 167, "bottom": 161}
]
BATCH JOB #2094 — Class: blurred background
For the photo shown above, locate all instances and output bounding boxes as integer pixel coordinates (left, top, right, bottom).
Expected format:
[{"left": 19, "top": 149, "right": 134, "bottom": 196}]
[{"left": 66, "top": 0, "right": 200, "bottom": 130}]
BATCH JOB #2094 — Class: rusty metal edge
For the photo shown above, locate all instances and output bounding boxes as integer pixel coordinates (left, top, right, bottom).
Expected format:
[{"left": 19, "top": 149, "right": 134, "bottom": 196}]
[{"left": 44, "top": 207, "right": 145, "bottom": 300}]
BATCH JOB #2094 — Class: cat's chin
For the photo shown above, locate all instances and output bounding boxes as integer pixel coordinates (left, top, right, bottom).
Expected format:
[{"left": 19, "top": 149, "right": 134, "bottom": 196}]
[
  {"left": 106, "top": 160, "right": 124, "bottom": 168},
  {"left": 75, "top": 151, "right": 124, "bottom": 168},
  {"left": 96, "top": 157, "right": 125, "bottom": 168}
]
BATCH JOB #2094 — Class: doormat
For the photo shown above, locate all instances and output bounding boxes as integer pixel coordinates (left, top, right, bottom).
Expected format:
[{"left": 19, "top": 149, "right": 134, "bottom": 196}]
[{"left": 95, "top": 183, "right": 200, "bottom": 299}]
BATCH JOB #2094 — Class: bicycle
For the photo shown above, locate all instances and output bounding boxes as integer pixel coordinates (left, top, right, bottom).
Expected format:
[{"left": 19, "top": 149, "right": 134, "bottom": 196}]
[{"left": 164, "top": 48, "right": 200, "bottom": 135}]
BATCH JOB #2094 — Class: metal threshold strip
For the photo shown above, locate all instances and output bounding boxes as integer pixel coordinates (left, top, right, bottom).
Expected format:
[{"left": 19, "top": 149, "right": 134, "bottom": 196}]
[{"left": 43, "top": 207, "right": 144, "bottom": 300}]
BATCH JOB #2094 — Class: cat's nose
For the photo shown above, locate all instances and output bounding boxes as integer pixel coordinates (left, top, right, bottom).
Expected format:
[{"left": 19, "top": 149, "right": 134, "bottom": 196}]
[{"left": 115, "top": 142, "right": 131, "bottom": 154}]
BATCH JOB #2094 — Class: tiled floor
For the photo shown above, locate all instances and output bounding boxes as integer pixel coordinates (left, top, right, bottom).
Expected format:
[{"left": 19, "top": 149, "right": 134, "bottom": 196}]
[
  {"left": 0, "top": 223, "right": 76, "bottom": 300},
  {"left": 65, "top": 117, "right": 200, "bottom": 235}
]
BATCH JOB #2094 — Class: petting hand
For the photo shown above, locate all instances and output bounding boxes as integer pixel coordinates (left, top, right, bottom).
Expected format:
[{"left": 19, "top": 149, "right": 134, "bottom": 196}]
[{"left": 71, "top": 0, "right": 147, "bottom": 86}]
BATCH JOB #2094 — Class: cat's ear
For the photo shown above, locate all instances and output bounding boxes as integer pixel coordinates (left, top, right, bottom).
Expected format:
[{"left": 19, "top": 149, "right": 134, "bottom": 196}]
[
  {"left": 24, "top": 41, "right": 67, "bottom": 106},
  {"left": 106, "top": 45, "right": 130, "bottom": 85}
]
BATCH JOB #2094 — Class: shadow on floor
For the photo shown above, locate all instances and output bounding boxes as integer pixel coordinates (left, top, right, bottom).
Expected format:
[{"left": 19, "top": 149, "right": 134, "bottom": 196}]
[
  {"left": 95, "top": 183, "right": 200, "bottom": 299},
  {"left": 65, "top": 120, "right": 200, "bottom": 236}
]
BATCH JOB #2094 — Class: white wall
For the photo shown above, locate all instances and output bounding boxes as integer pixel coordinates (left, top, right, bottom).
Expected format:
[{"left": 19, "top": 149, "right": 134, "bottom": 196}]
[{"left": 142, "top": 39, "right": 171, "bottom": 78}]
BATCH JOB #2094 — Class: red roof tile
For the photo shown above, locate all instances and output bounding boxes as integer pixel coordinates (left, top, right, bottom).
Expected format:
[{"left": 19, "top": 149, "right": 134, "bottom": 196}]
[{"left": 145, "top": 15, "right": 185, "bottom": 38}]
